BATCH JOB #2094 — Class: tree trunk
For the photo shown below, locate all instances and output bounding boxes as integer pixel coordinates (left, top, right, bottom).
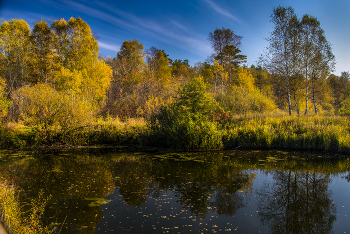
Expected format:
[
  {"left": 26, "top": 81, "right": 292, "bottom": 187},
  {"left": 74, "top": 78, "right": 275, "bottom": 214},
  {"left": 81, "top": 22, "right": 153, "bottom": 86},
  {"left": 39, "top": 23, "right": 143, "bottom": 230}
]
[
  {"left": 214, "top": 73, "right": 217, "bottom": 93},
  {"left": 294, "top": 91, "right": 300, "bottom": 115},
  {"left": 286, "top": 75, "right": 292, "bottom": 115},
  {"left": 312, "top": 77, "right": 318, "bottom": 114},
  {"left": 304, "top": 81, "right": 308, "bottom": 115}
]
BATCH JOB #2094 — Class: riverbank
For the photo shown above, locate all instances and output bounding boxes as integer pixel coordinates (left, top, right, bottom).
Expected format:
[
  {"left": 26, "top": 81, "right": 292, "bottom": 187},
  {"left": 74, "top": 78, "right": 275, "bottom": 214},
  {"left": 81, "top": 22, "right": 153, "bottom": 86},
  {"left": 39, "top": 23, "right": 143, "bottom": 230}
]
[{"left": 1, "top": 115, "right": 350, "bottom": 153}]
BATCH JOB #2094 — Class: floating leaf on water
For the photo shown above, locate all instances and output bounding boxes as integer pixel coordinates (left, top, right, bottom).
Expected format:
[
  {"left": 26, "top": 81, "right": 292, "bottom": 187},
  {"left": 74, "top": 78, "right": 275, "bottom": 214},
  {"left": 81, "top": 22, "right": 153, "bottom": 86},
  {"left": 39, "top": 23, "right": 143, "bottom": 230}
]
[
  {"left": 86, "top": 198, "right": 112, "bottom": 207},
  {"left": 237, "top": 188, "right": 249, "bottom": 193}
]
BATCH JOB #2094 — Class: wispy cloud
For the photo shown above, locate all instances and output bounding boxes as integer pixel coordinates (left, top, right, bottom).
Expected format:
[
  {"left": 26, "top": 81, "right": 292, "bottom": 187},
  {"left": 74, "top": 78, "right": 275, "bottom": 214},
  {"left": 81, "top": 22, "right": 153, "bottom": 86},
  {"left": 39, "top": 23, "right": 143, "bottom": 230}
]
[
  {"left": 169, "top": 20, "right": 189, "bottom": 33},
  {"left": 61, "top": 0, "right": 135, "bottom": 29},
  {"left": 63, "top": 0, "right": 212, "bottom": 56},
  {"left": 99, "top": 42, "right": 120, "bottom": 52},
  {"left": 203, "top": 0, "right": 240, "bottom": 22}
]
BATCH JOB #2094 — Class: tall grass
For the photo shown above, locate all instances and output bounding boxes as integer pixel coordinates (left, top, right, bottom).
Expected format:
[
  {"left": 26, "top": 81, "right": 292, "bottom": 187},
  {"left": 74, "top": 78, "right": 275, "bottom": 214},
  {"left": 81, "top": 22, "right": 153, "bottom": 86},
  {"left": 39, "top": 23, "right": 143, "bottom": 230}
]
[
  {"left": 0, "top": 180, "right": 53, "bottom": 234},
  {"left": 223, "top": 115, "right": 350, "bottom": 152},
  {"left": 1, "top": 113, "right": 350, "bottom": 153},
  {"left": 0, "top": 117, "right": 148, "bottom": 148},
  {"left": 88, "top": 117, "right": 148, "bottom": 145}
]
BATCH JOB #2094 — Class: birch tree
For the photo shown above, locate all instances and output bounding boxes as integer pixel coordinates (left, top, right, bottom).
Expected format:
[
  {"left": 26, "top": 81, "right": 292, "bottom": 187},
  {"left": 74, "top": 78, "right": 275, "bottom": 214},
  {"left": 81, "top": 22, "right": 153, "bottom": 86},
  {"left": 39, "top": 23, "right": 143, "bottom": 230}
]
[
  {"left": 0, "top": 19, "right": 32, "bottom": 94},
  {"left": 260, "top": 6, "right": 298, "bottom": 115}
]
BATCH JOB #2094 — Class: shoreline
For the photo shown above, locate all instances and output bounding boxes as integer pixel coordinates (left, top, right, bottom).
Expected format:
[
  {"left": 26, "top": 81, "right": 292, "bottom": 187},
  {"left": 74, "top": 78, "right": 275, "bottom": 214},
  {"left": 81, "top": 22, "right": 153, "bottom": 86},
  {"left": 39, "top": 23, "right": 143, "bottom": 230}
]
[{"left": 0, "top": 143, "right": 348, "bottom": 159}]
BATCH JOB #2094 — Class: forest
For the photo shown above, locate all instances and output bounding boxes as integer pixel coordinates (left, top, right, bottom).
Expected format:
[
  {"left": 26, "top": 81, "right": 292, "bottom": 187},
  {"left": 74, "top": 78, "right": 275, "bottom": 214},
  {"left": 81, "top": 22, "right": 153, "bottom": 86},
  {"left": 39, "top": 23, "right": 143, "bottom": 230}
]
[{"left": 1, "top": 6, "right": 350, "bottom": 151}]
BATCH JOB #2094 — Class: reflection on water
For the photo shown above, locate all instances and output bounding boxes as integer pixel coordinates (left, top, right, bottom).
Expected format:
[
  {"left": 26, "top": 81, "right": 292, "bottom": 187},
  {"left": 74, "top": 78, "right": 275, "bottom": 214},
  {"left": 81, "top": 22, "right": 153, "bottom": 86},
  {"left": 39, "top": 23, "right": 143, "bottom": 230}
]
[
  {"left": 0, "top": 149, "right": 349, "bottom": 233},
  {"left": 257, "top": 170, "right": 336, "bottom": 234}
]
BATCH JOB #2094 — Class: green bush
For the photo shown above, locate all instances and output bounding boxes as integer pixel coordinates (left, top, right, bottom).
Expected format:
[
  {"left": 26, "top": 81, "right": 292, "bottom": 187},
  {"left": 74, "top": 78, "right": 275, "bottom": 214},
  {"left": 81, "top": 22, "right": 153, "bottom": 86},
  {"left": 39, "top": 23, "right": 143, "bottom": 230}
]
[
  {"left": 151, "top": 77, "right": 223, "bottom": 150},
  {"left": 151, "top": 105, "right": 222, "bottom": 150}
]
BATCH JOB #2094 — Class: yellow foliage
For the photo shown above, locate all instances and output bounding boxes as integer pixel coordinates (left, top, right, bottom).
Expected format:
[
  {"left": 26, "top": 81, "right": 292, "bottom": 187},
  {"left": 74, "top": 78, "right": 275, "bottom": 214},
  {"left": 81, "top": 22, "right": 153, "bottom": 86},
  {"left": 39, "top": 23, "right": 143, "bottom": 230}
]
[
  {"left": 54, "top": 67, "right": 83, "bottom": 93},
  {"left": 54, "top": 58, "right": 112, "bottom": 104},
  {"left": 0, "top": 19, "right": 32, "bottom": 91},
  {"left": 15, "top": 84, "right": 95, "bottom": 140},
  {"left": 116, "top": 39, "right": 146, "bottom": 87},
  {"left": 80, "top": 58, "right": 112, "bottom": 103},
  {"left": 0, "top": 77, "right": 11, "bottom": 119},
  {"left": 234, "top": 67, "right": 255, "bottom": 93},
  {"left": 154, "top": 50, "right": 172, "bottom": 86}
]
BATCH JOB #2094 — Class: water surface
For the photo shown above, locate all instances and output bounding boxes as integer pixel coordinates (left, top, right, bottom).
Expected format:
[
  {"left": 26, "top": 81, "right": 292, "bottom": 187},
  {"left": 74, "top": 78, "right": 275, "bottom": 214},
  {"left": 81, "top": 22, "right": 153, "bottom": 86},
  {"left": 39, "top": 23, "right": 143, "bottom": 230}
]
[{"left": 1, "top": 149, "right": 349, "bottom": 233}]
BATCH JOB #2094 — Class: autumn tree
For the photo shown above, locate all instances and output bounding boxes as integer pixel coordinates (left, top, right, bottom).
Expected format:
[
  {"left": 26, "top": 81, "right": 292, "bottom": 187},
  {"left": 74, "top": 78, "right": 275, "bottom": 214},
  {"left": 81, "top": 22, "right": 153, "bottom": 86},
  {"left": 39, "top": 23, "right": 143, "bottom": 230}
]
[
  {"left": 51, "top": 17, "right": 111, "bottom": 104},
  {"left": 145, "top": 47, "right": 171, "bottom": 85},
  {"left": 31, "top": 20, "right": 58, "bottom": 84},
  {"left": 327, "top": 72, "right": 350, "bottom": 109},
  {"left": 194, "top": 62, "right": 215, "bottom": 89},
  {"left": 171, "top": 59, "right": 192, "bottom": 83},
  {"left": 217, "top": 67, "right": 276, "bottom": 114},
  {"left": 114, "top": 39, "right": 146, "bottom": 88},
  {"left": 0, "top": 19, "right": 32, "bottom": 94}
]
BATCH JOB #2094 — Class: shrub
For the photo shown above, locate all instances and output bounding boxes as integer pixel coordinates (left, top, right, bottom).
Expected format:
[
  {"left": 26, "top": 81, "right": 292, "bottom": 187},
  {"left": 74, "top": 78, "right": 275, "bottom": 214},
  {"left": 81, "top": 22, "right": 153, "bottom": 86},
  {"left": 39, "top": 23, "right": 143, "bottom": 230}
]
[
  {"left": 151, "top": 105, "right": 222, "bottom": 150},
  {"left": 151, "top": 77, "right": 224, "bottom": 150},
  {"left": 217, "top": 88, "right": 276, "bottom": 115},
  {"left": 13, "top": 84, "right": 95, "bottom": 144}
]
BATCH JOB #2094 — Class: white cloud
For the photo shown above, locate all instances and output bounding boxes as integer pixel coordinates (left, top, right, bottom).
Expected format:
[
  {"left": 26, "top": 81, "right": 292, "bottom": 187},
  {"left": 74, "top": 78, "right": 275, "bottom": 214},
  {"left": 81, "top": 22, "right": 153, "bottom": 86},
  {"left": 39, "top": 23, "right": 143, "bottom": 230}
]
[
  {"left": 203, "top": 0, "right": 240, "bottom": 22},
  {"left": 55, "top": 0, "right": 212, "bottom": 57},
  {"left": 96, "top": 1, "right": 212, "bottom": 56},
  {"left": 170, "top": 20, "right": 189, "bottom": 33},
  {"left": 99, "top": 42, "right": 120, "bottom": 52}
]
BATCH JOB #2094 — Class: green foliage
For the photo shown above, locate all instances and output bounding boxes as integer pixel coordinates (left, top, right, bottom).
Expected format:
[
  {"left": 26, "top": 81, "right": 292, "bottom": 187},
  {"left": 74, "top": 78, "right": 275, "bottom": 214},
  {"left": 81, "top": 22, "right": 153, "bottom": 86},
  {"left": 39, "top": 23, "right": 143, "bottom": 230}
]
[
  {"left": 151, "top": 77, "right": 223, "bottom": 150},
  {"left": 177, "top": 76, "right": 220, "bottom": 115},
  {"left": 0, "top": 123, "right": 38, "bottom": 148}
]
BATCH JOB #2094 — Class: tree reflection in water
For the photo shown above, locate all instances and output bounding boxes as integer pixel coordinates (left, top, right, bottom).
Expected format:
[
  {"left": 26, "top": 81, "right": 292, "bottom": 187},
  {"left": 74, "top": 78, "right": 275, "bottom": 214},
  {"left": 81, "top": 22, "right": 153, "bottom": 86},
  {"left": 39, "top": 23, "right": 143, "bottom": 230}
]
[
  {"left": 257, "top": 170, "right": 336, "bottom": 234},
  {"left": 113, "top": 153, "right": 256, "bottom": 218},
  {"left": 1, "top": 149, "right": 348, "bottom": 233}
]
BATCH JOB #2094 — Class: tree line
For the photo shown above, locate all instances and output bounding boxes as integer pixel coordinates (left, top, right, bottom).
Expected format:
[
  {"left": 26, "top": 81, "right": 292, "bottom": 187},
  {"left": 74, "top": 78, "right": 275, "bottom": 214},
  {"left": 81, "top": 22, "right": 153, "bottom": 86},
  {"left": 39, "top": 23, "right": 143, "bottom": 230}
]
[{"left": 0, "top": 6, "right": 349, "bottom": 124}]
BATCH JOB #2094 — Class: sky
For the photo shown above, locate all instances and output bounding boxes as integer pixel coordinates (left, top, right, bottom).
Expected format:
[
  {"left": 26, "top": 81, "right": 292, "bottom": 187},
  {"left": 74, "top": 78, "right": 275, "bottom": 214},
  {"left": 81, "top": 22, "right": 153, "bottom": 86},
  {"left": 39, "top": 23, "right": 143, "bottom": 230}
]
[{"left": 0, "top": 0, "right": 349, "bottom": 76}]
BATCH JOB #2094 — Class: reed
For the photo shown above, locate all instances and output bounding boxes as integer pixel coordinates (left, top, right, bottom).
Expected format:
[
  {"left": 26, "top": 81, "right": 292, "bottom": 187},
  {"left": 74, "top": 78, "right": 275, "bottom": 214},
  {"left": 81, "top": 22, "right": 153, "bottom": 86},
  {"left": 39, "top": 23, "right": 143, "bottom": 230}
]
[
  {"left": 0, "top": 180, "right": 53, "bottom": 234},
  {"left": 223, "top": 115, "right": 350, "bottom": 152}
]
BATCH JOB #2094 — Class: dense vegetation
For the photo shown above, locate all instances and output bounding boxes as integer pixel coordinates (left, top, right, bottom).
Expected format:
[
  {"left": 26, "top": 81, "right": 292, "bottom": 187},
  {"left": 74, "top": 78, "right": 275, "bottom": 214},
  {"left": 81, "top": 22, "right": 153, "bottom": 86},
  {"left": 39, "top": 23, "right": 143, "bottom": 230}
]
[{"left": 0, "top": 6, "right": 350, "bottom": 151}]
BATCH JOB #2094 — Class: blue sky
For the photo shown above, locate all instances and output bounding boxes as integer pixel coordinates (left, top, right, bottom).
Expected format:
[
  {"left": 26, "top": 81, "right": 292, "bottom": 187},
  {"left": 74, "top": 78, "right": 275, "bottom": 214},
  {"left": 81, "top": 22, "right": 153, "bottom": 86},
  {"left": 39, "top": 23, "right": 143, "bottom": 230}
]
[{"left": 1, "top": 0, "right": 349, "bottom": 75}]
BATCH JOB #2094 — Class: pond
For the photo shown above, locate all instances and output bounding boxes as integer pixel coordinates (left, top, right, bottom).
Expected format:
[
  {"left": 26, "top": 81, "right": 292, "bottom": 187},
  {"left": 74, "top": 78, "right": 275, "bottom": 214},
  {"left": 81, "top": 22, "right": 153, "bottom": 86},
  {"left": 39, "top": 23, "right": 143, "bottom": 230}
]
[{"left": 1, "top": 148, "right": 350, "bottom": 234}]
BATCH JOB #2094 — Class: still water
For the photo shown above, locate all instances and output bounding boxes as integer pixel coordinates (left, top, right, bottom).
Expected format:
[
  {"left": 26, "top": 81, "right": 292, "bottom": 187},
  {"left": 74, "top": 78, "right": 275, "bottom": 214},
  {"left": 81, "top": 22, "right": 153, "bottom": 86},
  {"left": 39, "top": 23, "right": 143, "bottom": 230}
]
[{"left": 1, "top": 148, "right": 349, "bottom": 234}]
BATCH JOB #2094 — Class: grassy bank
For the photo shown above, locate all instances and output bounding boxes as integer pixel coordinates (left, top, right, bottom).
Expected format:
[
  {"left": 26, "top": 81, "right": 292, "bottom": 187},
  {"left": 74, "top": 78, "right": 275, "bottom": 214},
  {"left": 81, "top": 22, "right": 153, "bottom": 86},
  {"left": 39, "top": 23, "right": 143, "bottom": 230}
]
[
  {"left": 1, "top": 114, "right": 350, "bottom": 153},
  {"left": 0, "top": 180, "right": 52, "bottom": 234},
  {"left": 0, "top": 117, "right": 148, "bottom": 149},
  {"left": 223, "top": 115, "right": 350, "bottom": 152}
]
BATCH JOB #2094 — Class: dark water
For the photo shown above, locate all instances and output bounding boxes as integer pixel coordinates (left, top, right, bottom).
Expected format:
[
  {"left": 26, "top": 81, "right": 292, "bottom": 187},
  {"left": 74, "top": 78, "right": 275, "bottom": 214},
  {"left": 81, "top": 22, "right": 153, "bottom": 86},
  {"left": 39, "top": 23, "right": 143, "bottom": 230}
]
[{"left": 1, "top": 149, "right": 350, "bottom": 234}]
